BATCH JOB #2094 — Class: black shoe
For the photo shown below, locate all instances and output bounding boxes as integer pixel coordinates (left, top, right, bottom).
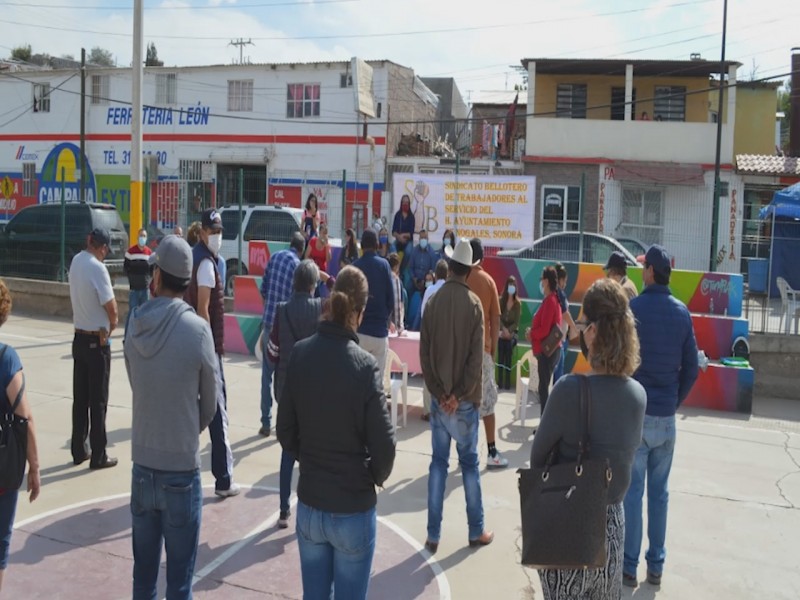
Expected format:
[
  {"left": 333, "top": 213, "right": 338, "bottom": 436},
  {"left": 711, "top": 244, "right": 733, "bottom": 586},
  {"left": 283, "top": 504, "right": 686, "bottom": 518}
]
[
  {"left": 73, "top": 453, "right": 90, "bottom": 466},
  {"left": 647, "top": 571, "right": 662, "bottom": 586},
  {"left": 424, "top": 539, "right": 438, "bottom": 554},
  {"left": 90, "top": 456, "right": 118, "bottom": 470},
  {"left": 258, "top": 426, "right": 271, "bottom": 437}
]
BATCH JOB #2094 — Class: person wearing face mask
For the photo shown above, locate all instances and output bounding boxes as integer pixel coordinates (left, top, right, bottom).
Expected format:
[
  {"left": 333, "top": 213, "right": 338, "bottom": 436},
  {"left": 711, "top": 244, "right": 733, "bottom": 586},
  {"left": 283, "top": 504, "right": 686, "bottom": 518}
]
[
  {"left": 409, "top": 230, "right": 436, "bottom": 295},
  {"left": 439, "top": 229, "right": 456, "bottom": 262},
  {"left": 391, "top": 194, "right": 415, "bottom": 260},
  {"left": 528, "top": 266, "right": 562, "bottom": 415},
  {"left": 123, "top": 228, "right": 153, "bottom": 341},
  {"left": 377, "top": 227, "right": 392, "bottom": 258},
  {"left": 531, "top": 278, "right": 646, "bottom": 600},
  {"left": 497, "top": 276, "right": 521, "bottom": 390},
  {"left": 184, "top": 209, "right": 239, "bottom": 498},
  {"left": 339, "top": 227, "right": 360, "bottom": 270}
]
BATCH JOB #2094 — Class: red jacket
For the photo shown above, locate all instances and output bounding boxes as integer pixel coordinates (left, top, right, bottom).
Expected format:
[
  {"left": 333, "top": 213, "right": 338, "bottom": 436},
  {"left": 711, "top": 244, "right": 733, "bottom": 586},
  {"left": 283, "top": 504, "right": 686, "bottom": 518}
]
[{"left": 530, "top": 292, "right": 562, "bottom": 355}]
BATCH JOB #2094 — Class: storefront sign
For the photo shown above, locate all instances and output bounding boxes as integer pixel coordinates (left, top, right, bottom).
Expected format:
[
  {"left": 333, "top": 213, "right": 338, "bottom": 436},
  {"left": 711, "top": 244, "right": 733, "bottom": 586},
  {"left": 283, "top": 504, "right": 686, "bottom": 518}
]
[
  {"left": 269, "top": 185, "right": 301, "bottom": 208},
  {"left": 37, "top": 143, "right": 96, "bottom": 204}
]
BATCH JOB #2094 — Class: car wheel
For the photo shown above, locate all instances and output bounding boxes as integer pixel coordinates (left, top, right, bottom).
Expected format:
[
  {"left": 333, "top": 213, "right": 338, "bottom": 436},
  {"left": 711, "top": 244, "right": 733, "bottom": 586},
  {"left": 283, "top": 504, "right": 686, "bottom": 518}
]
[{"left": 225, "top": 263, "right": 247, "bottom": 297}]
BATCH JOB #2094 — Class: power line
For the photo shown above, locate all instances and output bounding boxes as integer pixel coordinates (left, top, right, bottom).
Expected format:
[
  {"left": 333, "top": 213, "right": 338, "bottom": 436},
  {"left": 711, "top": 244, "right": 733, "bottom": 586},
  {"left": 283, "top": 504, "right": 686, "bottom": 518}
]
[{"left": 0, "top": 0, "right": 359, "bottom": 9}]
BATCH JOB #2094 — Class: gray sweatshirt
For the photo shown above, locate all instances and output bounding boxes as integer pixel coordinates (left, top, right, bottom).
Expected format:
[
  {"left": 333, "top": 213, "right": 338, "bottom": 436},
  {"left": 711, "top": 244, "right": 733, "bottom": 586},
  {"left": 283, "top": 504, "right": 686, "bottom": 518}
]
[{"left": 125, "top": 296, "right": 218, "bottom": 471}]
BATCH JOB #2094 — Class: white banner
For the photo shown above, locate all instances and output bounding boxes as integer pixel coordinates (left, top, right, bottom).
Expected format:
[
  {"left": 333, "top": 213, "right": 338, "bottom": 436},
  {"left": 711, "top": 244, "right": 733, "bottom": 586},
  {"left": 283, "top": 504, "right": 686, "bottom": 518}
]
[{"left": 392, "top": 174, "right": 535, "bottom": 248}]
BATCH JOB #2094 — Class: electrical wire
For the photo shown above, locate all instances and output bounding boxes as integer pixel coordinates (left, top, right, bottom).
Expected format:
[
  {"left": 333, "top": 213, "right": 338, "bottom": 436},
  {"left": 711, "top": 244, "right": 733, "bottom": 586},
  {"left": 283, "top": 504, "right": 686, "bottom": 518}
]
[{"left": 0, "top": 0, "right": 360, "bottom": 9}]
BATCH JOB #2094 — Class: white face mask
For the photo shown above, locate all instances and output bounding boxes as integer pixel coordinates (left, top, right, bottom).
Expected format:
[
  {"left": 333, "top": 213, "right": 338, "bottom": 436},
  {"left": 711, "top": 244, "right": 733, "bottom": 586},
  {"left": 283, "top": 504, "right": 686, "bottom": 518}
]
[
  {"left": 507, "top": 285, "right": 516, "bottom": 296},
  {"left": 539, "top": 281, "right": 546, "bottom": 296},
  {"left": 207, "top": 233, "right": 222, "bottom": 255}
]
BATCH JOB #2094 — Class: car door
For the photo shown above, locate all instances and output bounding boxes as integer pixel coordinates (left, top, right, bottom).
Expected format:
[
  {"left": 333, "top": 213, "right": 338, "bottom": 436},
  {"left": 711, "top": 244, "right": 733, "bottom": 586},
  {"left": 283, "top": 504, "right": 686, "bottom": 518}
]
[
  {"left": 531, "top": 235, "right": 579, "bottom": 263},
  {"left": 585, "top": 236, "right": 618, "bottom": 266}
]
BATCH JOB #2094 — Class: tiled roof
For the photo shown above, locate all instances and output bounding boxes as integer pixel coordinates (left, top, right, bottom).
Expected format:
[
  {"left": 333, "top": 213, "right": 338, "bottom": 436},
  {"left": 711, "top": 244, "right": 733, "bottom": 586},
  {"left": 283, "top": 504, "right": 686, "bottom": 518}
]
[{"left": 736, "top": 154, "right": 800, "bottom": 176}]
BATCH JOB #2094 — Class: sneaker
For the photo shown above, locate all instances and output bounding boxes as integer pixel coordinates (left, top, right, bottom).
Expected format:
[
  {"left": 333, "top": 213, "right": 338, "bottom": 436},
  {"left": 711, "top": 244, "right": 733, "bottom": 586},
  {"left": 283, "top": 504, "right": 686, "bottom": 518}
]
[
  {"left": 215, "top": 483, "right": 241, "bottom": 498},
  {"left": 486, "top": 451, "right": 509, "bottom": 469},
  {"left": 622, "top": 573, "right": 637, "bottom": 587},
  {"left": 258, "top": 426, "right": 271, "bottom": 437},
  {"left": 278, "top": 509, "right": 291, "bottom": 529},
  {"left": 646, "top": 571, "right": 662, "bottom": 586}
]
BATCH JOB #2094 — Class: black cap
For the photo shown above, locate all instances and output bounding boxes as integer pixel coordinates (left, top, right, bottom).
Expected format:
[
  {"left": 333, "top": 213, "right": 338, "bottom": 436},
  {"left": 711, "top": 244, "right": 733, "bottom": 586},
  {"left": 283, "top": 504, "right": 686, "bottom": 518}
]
[
  {"left": 469, "top": 237, "right": 484, "bottom": 262},
  {"left": 201, "top": 208, "right": 223, "bottom": 232},
  {"left": 604, "top": 251, "right": 628, "bottom": 271},
  {"left": 89, "top": 227, "right": 110, "bottom": 246},
  {"left": 645, "top": 244, "right": 671, "bottom": 277}
]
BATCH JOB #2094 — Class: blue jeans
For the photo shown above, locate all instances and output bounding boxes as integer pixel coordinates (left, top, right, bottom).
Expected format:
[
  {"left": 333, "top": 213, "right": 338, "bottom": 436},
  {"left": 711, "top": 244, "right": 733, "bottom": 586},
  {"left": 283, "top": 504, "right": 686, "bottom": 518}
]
[
  {"left": 261, "top": 329, "right": 273, "bottom": 429},
  {"left": 279, "top": 449, "right": 296, "bottom": 513},
  {"left": 552, "top": 340, "right": 567, "bottom": 383},
  {"left": 623, "top": 415, "right": 676, "bottom": 577},
  {"left": 126, "top": 288, "right": 149, "bottom": 339},
  {"left": 130, "top": 464, "right": 202, "bottom": 600},
  {"left": 427, "top": 399, "right": 484, "bottom": 542},
  {"left": 296, "top": 501, "right": 376, "bottom": 600},
  {"left": 0, "top": 489, "right": 19, "bottom": 570}
]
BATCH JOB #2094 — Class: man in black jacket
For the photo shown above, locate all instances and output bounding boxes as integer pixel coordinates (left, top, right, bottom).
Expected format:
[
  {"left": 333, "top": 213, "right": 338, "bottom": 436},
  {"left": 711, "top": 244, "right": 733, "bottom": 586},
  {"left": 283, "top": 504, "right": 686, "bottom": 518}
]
[{"left": 123, "top": 228, "right": 152, "bottom": 340}]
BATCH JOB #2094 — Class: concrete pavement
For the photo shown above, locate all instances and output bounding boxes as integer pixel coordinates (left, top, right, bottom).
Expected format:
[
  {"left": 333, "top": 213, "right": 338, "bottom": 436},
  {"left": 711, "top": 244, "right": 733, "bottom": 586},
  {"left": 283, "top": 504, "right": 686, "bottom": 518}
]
[{"left": 2, "top": 312, "right": 799, "bottom": 599}]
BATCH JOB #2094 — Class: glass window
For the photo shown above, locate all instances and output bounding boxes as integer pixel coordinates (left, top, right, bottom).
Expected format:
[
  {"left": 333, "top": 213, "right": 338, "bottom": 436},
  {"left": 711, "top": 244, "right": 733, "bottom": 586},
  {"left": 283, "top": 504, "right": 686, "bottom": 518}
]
[
  {"left": 227, "top": 79, "right": 253, "bottom": 112},
  {"left": 286, "top": 83, "right": 321, "bottom": 119},
  {"left": 91, "top": 74, "right": 109, "bottom": 105},
  {"left": 8, "top": 208, "right": 37, "bottom": 234},
  {"left": 654, "top": 86, "right": 686, "bottom": 122},
  {"left": 556, "top": 84, "right": 587, "bottom": 119},
  {"left": 244, "top": 211, "right": 298, "bottom": 242},
  {"left": 156, "top": 73, "right": 177, "bottom": 105},
  {"left": 541, "top": 185, "right": 581, "bottom": 234},
  {"left": 621, "top": 187, "right": 664, "bottom": 245},
  {"left": 611, "top": 87, "right": 636, "bottom": 121},
  {"left": 33, "top": 83, "right": 50, "bottom": 113}
]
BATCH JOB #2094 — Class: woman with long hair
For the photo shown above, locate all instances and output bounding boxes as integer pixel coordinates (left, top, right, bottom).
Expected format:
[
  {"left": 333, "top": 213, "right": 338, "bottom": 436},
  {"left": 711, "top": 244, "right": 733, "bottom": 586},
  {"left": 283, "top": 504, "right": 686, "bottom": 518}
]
[
  {"left": 529, "top": 266, "right": 562, "bottom": 414},
  {"left": 305, "top": 222, "right": 331, "bottom": 273},
  {"left": 497, "top": 276, "right": 521, "bottom": 390},
  {"left": 339, "top": 227, "right": 360, "bottom": 270},
  {"left": 531, "top": 278, "right": 646, "bottom": 600},
  {"left": 277, "top": 266, "right": 396, "bottom": 600},
  {"left": 377, "top": 226, "right": 391, "bottom": 258},
  {"left": 439, "top": 229, "right": 456, "bottom": 261},
  {"left": 303, "top": 193, "right": 319, "bottom": 241},
  {"left": 0, "top": 279, "right": 41, "bottom": 592}
]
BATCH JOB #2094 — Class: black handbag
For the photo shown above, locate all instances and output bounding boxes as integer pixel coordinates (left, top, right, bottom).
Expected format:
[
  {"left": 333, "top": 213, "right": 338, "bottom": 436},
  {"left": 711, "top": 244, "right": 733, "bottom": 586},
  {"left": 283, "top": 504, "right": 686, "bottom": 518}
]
[
  {"left": 540, "top": 323, "right": 564, "bottom": 357},
  {"left": 518, "top": 375, "right": 612, "bottom": 569},
  {"left": 0, "top": 345, "right": 28, "bottom": 490}
]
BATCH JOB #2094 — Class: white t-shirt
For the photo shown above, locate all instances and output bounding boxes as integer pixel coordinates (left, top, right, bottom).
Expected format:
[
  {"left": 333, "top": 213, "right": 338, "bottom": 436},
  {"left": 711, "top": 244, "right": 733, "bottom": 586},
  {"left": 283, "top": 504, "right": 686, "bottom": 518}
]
[
  {"left": 420, "top": 279, "right": 446, "bottom": 318},
  {"left": 69, "top": 250, "right": 115, "bottom": 331},
  {"left": 196, "top": 257, "right": 217, "bottom": 288}
]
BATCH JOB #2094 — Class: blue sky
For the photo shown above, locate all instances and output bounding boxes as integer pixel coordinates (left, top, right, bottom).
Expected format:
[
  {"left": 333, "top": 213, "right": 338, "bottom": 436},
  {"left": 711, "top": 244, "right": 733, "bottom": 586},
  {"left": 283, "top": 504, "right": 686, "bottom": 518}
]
[{"left": 0, "top": 0, "right": 795, "bottom": 97}]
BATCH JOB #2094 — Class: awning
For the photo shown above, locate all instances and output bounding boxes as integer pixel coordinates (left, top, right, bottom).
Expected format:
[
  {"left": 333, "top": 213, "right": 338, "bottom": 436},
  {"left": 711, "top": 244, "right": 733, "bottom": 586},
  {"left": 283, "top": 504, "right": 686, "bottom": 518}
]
[{"left": 611, "top": 161, "right": 705, "bottom": 186}]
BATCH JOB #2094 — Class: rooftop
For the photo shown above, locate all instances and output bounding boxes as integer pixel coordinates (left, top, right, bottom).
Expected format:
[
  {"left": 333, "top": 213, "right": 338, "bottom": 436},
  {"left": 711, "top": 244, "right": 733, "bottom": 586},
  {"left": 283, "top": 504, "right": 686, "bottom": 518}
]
[
  {"left": 736, "top": 154, "right": 800, "bottom": 177},
  {"left": 520, "top": 58, "right": 741, "bottom": 77}
]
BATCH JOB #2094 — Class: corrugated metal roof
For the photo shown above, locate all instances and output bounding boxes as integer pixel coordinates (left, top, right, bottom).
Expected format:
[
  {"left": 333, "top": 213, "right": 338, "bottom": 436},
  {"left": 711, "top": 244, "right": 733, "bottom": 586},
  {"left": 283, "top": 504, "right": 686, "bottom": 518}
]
[
  {"left": 736, "top": 154, "right": 800, "bottom": 176},
  {"left": 520, "top": 58, "right": 741, "bottom": 77}
]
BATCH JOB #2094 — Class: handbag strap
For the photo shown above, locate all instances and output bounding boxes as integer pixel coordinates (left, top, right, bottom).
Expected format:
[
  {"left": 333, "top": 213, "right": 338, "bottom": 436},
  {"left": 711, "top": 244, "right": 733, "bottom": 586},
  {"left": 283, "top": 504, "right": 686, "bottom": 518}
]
[{"left": 576, "top": 374, "right": 592, "bottom": 466}]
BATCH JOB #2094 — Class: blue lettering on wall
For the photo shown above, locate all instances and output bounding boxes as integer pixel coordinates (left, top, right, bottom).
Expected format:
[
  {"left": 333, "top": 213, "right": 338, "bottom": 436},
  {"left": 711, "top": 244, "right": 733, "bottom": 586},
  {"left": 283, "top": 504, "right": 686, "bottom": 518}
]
[{"left": 106, "top": 103, "right": 209, "bottom": 126}]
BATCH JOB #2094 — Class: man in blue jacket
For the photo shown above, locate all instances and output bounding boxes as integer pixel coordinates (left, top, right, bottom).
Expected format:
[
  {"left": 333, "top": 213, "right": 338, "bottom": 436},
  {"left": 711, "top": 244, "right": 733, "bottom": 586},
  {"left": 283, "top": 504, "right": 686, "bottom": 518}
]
[
  {"left": 353, "top": 229, "right": 394, "bottom": 386},
  {"left": 623, "top": 244, "right": 699, "bottom": 589}
]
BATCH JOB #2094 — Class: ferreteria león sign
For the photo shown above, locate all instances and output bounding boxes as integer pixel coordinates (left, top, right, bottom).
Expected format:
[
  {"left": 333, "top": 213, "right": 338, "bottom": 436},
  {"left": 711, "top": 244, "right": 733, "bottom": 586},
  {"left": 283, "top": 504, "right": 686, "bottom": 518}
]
[
  {"left": 106, "top": 103, "right": 212, "bottom": 126},
  {"left": 392, "top": 174, "right": 536, "bottom": 248}
]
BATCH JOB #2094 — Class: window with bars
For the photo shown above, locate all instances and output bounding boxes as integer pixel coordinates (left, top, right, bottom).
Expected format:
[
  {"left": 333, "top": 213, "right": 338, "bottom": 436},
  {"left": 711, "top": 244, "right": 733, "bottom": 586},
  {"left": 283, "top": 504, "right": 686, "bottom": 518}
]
[
  {"left": 286, "top": 83, "right": 321, "bottom": 119},
  {"left": 91, "top": 74, "right": 109, "bottom": 105},
  {"left": 22, "top": 163, "right": 36, "bottom": 197},
  {"left": 227, "top": 79, "right": 253, "bottom": 112},
  {"left": 653, "top": 86, "right": 686, "bottom": 122},
  {"left": 556, "top": 83, "right": 587, "bottom": 119},
  {"left": 33, "top": 83, "right": 50, "bottom": 113},
  {"left": 620, "top": 187, "right": 664, "bottom": 245},
  {"left": 156, "top": 73, "right": 177, "bottom": 105}
]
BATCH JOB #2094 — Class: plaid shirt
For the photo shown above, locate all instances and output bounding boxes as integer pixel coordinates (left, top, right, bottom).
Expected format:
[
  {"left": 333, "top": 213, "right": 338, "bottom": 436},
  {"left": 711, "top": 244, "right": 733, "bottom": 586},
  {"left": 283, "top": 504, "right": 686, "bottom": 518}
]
[{"left": 260, "top": 248, "right": 301, "bottom": 330}]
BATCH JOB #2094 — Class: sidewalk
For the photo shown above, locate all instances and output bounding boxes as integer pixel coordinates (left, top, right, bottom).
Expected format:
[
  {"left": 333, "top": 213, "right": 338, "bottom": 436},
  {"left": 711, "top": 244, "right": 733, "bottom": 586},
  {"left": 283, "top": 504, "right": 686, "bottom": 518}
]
[{"left": 2, "top": 312, "right": 799, "bottom": 599}]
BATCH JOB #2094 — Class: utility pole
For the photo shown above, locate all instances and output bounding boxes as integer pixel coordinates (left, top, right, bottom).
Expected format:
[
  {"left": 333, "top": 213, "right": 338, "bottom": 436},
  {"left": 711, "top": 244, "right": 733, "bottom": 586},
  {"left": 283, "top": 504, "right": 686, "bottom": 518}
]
[
  {"left": 229, "top": 38, "right": 254, "bottom": 65},
  {"left": 80, "top": 47, "right": 86, "bottom": 203},
  {"left": 710, "top": 0, "right": 728, "bottom": 272},
  {"left": 130, "top": 0, "right": 144, "bottom": 236}
]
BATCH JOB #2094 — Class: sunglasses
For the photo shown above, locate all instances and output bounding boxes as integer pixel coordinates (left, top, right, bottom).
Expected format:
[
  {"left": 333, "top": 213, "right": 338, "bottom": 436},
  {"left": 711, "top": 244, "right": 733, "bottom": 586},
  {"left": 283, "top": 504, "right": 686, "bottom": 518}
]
[{"left": 574, "top": 319, "right": 594, "bottom": 332}]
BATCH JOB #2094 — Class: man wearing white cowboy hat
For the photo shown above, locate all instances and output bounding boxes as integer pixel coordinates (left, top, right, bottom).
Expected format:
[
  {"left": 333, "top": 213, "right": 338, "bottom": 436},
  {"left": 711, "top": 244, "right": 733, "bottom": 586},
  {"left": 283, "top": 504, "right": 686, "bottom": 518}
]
[{"left": 420, "top": 238, "right": 494, "bottom": 554}]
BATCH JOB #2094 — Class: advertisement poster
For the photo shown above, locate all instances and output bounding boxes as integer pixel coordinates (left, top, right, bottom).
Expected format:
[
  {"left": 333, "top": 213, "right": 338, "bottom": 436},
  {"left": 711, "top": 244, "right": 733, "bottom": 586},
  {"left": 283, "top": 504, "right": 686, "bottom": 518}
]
[{"left": 392, "top": 174, "right": 535, "bottom": 248}]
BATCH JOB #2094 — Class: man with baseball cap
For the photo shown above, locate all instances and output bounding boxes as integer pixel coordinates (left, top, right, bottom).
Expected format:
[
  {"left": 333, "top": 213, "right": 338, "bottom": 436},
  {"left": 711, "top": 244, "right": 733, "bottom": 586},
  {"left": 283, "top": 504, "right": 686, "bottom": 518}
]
[
  {"left": 604, "top": 251, "right": 638, "bottom": 301},
  {"left": 69, "top": 227, "right": 118, "bottom": 469},
  {"left": 420, "top": 238, "right": 493, "bottom": 554},
  {"left": 125, "top": 235, "right": 218, "bottom": 598},
  {"left": 184, "top": 208, "right": 239, "bottom": 497},
  {"left": 623, "top": 244, "right": 698, "bottom": 588}
]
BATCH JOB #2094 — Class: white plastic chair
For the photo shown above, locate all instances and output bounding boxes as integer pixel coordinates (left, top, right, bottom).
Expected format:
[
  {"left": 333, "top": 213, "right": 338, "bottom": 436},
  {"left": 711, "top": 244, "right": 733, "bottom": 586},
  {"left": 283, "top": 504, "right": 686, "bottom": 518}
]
[
  {"left": 776, "top": 277, "right": 800, "bottom": 335},
  {"left": 384, "top": 349, "right": 408, "bottom": 428},
  {"left": 515, "top": 350, "right": 539, "bottom": 428}
]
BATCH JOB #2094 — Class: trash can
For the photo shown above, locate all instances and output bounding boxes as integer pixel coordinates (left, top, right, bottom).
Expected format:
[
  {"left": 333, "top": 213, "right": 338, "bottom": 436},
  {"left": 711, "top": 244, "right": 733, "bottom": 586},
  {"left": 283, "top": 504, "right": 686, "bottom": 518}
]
[{"left": 747, "top": 258, "right": 768, "bottom": 293}]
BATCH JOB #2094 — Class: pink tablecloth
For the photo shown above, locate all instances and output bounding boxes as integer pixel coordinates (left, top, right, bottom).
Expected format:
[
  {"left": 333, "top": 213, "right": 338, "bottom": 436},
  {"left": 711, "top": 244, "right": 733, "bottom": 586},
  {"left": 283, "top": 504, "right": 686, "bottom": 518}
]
[{"left": 388, "top": 331, "right": 421, "bottom": 374}]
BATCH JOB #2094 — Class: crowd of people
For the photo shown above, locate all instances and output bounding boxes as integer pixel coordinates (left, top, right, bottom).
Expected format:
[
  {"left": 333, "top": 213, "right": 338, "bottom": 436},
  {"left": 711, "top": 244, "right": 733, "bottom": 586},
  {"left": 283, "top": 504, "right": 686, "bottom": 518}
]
[{"left": 0, "top": 197, "right": 700, "bottom": 600}]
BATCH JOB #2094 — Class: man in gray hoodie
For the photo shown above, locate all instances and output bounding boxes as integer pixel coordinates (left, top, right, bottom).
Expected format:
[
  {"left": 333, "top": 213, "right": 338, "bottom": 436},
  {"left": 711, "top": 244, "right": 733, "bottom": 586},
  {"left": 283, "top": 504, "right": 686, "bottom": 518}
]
[{"left": 124, "top": 235, "right": 218, "bottom": 600}]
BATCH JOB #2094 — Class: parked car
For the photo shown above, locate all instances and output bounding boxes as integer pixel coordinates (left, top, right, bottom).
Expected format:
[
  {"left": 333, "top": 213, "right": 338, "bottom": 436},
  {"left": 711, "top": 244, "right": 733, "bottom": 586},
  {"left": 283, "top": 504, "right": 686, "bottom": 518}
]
[
  {"left": 497, "top": 231, "right": 640, "bottom": 266},
  {"left": 0, "top": 202, "right": 128, "bottom": 282},
  {"left": 614, "top": 236, "right": 648, "bottom": 260},
  {"left": 218, "top": 205, "right": 304, "bottom": 295}
]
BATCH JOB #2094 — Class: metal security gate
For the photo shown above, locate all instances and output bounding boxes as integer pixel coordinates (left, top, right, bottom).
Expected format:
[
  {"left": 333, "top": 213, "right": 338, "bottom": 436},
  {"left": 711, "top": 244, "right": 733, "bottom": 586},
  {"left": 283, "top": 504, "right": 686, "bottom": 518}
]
[{"left": 151, "top": 160, "right": 213, "bottom": 232}]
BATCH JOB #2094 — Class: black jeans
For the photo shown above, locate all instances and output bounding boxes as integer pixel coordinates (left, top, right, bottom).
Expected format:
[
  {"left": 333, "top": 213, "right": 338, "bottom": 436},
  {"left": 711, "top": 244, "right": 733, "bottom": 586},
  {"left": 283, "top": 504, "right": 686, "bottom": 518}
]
[
  {"left": 497, "top": 337, "right": 516, "bottom": 389},
  {"left": 72, "top": 332, "right": 111, "bottom": 464},
  {"left": 535, "top": 350, "right": 560, "bottom": 415}
]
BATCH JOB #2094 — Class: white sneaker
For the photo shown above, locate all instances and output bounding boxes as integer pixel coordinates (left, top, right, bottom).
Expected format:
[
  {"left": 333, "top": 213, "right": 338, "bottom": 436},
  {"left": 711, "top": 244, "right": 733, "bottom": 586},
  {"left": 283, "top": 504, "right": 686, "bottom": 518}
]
[
  {"left": 215, "top": 483, "right": 241, "bottom": 498},
  {"left": 486, "top": 451, "right": 509, "bottom": 469}
]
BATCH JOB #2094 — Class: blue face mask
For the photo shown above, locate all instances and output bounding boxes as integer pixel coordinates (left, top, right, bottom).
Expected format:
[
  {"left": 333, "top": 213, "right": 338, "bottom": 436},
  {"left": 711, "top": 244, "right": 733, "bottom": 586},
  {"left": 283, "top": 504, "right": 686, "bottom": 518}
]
[
  {"left": 419, "top": 238, "right": 428, "bottom": 249},
  {"left": 379, "top": 236, "right": 389, "bottom": 245},
  {"left": 507, "top": 285, "right": 516, "bottom": 296},
  {"left": 443, "top": 238, "right": 452, "bottom": 247}
]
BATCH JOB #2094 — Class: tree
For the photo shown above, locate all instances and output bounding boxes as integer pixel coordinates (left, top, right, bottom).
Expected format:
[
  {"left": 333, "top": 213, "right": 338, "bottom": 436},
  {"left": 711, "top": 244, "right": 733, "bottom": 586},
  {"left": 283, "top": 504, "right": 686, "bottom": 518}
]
[
  {"left": 88, "top": 46, "right": 115, "bottom": 67},
  {"left": 778, "top": 80, "right": 792, "bottom": 153},
  {"left": 145, "top": 42, "right": 163, "bottom": 67},
  {"left": 10, "top": 44, "right": 32, "bottom": 62}
]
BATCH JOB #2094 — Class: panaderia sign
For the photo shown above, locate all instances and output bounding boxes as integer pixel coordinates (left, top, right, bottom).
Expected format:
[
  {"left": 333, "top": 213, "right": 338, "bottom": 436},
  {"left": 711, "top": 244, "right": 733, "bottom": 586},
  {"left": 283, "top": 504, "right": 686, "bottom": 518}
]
[{"left": 392, "top": 174, "right": 535, "bottom": 248}]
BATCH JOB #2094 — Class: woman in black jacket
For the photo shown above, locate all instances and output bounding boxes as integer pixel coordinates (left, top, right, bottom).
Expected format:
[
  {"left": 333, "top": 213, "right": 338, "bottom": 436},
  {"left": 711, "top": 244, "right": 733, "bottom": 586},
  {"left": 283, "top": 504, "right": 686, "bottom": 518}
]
[{"left": 277, "top": 266, "right": 396, "bottom": 600}]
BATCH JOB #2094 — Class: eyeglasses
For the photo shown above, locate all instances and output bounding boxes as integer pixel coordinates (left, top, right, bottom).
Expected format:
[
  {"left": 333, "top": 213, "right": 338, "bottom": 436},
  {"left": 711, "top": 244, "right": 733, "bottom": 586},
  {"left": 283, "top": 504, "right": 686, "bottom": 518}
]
[{"left": 575, "top": 319, "right": 593, "bottom": 332}]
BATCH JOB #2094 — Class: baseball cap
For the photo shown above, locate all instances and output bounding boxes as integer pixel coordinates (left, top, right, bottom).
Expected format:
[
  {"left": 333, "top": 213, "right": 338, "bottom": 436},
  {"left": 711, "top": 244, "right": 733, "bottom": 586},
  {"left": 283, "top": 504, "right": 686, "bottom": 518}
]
[
  {"left": 89, "top": 227, "right": 110, "bottom": 246},
  {"left": 604, "top": 251, "right": 628, "bottom": 271},
  {"left": 644, "top": 244, "right": 671, "bottom": 277},
  {"left": 148, "top": 235, "right": 193, "bottom": 281},
  {"left": 201, "top": 208, "right": 223, "bottom": 232}
]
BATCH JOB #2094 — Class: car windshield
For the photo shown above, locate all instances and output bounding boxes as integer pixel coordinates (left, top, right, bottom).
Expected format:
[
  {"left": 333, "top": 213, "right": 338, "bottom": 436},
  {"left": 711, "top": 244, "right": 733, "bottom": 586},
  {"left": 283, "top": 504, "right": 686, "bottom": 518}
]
[
  {"left": 221, "top": 211, "right": 243, "bottom": 240},
  {"left": 92, "top": 207, "right": 125, "bottom": 232}
]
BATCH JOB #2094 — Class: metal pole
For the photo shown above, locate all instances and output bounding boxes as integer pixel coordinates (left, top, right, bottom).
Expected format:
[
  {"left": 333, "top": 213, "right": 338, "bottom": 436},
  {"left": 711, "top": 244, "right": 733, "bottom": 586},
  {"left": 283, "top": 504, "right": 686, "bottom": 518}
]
[
  {"left": 767, "top": 210, "right": 776, "bottom": 300},
  {"left": 60, "top": 167, "right": 66, "bottom": 282},
  {"left": 710, "top": 0, "right": 728, "bottom": 272},
  {"left": 578, "top": 172, "right": 586, "bottom": 262},
  {"left": 454, "top": 154, "right": 460, "bottom": 236},
  {"left": 341, "top": 169, "right": 347, "bottom": 233},
  {"left": 80, "top": 47, "right": 86, "bottom": 203},
  {"left": 144, "top": 166, "right": 150, "bottom": 228},
  {"left": 367, "top": 138, "right": 375, "bottom": 239},
  {"left": 237, "top": 168, "right": 243, "bottom": 275},
  {"left": 130, "top": 0, "right": 144, "bottom": 235}
]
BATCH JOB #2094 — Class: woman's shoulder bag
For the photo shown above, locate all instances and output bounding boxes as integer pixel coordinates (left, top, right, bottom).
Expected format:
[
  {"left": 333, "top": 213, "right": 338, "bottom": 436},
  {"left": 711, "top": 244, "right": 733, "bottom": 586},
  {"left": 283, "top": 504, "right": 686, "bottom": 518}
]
[{"left": 0, "top": 344, "right": 29, "bottom": 490}]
